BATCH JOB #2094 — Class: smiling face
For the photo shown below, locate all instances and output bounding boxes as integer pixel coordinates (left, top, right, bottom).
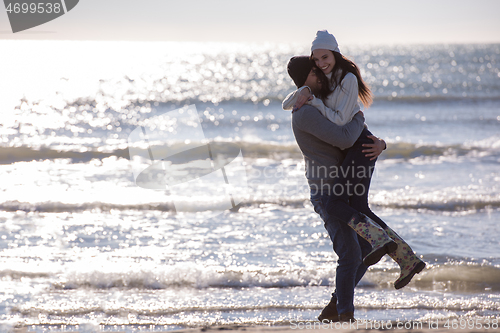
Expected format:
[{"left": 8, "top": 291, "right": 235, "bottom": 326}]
[
  {"left": 312, "top": 49, "right": 336, "bottom": 75},
  {"left": 303, "top": 68, "right": 322, "bottom": 94}
]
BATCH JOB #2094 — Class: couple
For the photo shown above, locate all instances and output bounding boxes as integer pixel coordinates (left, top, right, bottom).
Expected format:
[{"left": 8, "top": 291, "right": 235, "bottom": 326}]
[{"left": 283, "top": 30, "right": 426, "bottom": 322}]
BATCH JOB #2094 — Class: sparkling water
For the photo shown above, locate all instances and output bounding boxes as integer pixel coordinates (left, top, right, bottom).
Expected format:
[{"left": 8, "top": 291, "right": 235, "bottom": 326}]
[{"left": 0, "top": 40, "right": 499, "bottom": 330}]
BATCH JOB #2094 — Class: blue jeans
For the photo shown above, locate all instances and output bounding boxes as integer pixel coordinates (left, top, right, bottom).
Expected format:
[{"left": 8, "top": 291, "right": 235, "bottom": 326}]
[{"left": 310, "top": 192, "right": 372, "bottom": 315}]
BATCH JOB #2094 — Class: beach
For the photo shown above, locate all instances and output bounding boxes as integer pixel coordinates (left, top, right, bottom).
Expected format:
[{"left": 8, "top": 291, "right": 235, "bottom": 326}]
[
  {"left": 8, "top": 320, "right": 500, "bottom": 332},
  {"left": 177, "top": 321, "right": 500, "bottom": 333},
  {"left": 0, "top": 40, "right": 499, "bottom": 330}
]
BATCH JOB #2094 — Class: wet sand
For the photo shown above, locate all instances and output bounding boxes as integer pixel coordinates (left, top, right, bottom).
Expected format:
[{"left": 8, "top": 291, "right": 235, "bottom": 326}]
[
  {"left": 9, "top": 319, "right": 500, "bottom": 332},
  {"left": 176, "top": 321, "right": 500, "bottom": 333}
]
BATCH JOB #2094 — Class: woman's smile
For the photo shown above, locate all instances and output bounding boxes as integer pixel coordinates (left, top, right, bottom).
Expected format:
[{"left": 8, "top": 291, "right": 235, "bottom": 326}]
[{"left": 312, "top": 49, "right": 336, "bottom": 75}]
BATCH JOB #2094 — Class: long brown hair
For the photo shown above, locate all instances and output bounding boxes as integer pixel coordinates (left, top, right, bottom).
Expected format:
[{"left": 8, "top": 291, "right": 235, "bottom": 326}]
[{"left": 313, "top": 51, "right": 372, "bottom": 107}]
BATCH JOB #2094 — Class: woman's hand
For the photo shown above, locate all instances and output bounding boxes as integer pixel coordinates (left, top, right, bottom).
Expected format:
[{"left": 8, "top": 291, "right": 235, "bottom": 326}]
[
  {"left": 292, "top": 88, "right": 313, "bottom": 112},
  {"left": 362, "top": 135, "right": 386, "bottom": 160}
]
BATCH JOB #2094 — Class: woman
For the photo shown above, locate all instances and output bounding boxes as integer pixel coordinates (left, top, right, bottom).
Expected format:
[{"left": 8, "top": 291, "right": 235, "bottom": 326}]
[{"left": 283, "top": 30, "right": 425, "bottom": 322}]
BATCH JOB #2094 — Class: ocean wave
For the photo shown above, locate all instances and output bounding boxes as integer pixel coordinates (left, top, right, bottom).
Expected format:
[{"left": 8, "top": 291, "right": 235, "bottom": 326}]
[
  {"left": 2, "top": 139, "right": 499, "bottom": 164},
  {"left": 20, "top": 262, "right": 493, "bottom": 292},
  {"left": 0, "top": 143, "right": 301, "bottom": 165},
  {"left": 51, "top": 265, "right": 335, "bottom": 290},
  {"left": 0, "top": 200, "right": 175, "bottom": 213},
  {"left": 0, "top": 146, "right": 130, "bottom": 165},
  {"left": 0, "top": 269, "right": 51, "bottom": 279},
  {"left": 11, "top": 300, "right": 500, "bottom": 318},
  {"left": 376, "top": 197, "right": 500, "bottom": 211},
  {"left": 42, "top": 94, "right": 500, "bottom": 109},
  {"left": 372, "top": 95, "right": 500, "bottom": 103},
  {"left": 382, "top": 141, "right": 500, "bottom": 160},
  {"left": 10, "top": 303, "right": 318, "bottom": 317},
  {"left": 367, "top": 262, "right": 500, "bottom": 293},
  {"left": 413, "top": 263, "right": 500, "bottom": 292},
  {"left": 2, "top": 193, "right": 499, "bottom": 213}
]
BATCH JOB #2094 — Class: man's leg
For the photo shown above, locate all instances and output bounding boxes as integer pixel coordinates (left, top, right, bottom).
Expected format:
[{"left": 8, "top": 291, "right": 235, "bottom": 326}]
[
  {"left": 311, "top": 193, "right": 363, "bottom": 317},
  {"left": 324, "top": 216, "right": 364, "bottom": 315},
  {"left": 326, "top": 234, "right": 370, "bottom": 321}
]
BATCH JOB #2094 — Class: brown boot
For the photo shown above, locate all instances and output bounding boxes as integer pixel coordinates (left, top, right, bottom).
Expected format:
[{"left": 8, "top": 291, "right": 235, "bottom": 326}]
[
  {"left": 338, "top": 312, "right": 356, "bottom": 322},
  {"left": 317, "top": 296, "right": 338, "bottom": 322}
]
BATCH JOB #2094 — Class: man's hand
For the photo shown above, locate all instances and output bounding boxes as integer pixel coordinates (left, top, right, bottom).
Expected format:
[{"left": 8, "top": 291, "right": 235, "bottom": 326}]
[
  {"left": 292, "top": 88, "right": 313, "bottom": 112},
  {"left": 362, "top": 135, "right": 386, "bottom": 160}
]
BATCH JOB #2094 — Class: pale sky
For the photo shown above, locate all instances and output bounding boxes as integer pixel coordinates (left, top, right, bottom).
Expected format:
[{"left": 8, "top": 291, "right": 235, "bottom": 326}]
[{"left": 1, "top": 0, "right": 500, "bottom": 45}]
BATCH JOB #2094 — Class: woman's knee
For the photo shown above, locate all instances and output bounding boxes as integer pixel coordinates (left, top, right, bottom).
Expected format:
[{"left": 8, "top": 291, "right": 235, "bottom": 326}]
[{"left": 349, "top": 200, "right": 370, "bottom": 214}]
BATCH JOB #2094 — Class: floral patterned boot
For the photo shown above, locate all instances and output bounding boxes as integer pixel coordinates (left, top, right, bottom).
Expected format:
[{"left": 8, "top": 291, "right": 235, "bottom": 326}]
[
  {"left": 384, "top": 227, "right": 426, "bottom": 289},
  {"left": 347, "top": 214, "right": 398, "bottom": 266}
]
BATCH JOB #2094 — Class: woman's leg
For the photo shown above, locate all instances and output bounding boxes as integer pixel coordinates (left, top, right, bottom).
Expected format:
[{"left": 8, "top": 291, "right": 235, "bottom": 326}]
[
  {"left": 348, "top": 142, "right": 426, "bottom": 290},
  {"left": 326, "top": 128, "right": 377, "bottom": 219},
  {"left": 383, "top": 227, "right": 426, "bottom": 289},
  {"left": 325, "top": 129, "right": 396, "bottom": 266},
  {"left": 348, "top": 166, "right": 387, "bottom": 229}
]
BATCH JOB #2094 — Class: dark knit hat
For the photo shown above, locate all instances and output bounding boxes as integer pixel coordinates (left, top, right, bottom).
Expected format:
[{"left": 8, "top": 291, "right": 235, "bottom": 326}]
[{"left": 287, "top": 56, "right": 314, "bottom": 88}]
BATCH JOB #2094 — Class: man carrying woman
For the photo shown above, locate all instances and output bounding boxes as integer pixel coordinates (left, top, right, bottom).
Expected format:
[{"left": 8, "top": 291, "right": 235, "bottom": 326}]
[{"left": 283, "top": 30, "right": 425, "bottom": 322}]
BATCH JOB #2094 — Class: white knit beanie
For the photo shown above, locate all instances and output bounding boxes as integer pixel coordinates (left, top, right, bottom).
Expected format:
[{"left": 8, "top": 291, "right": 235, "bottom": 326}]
[{"left": 311, "top": 30, "right": 340, "bottom": 53}]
